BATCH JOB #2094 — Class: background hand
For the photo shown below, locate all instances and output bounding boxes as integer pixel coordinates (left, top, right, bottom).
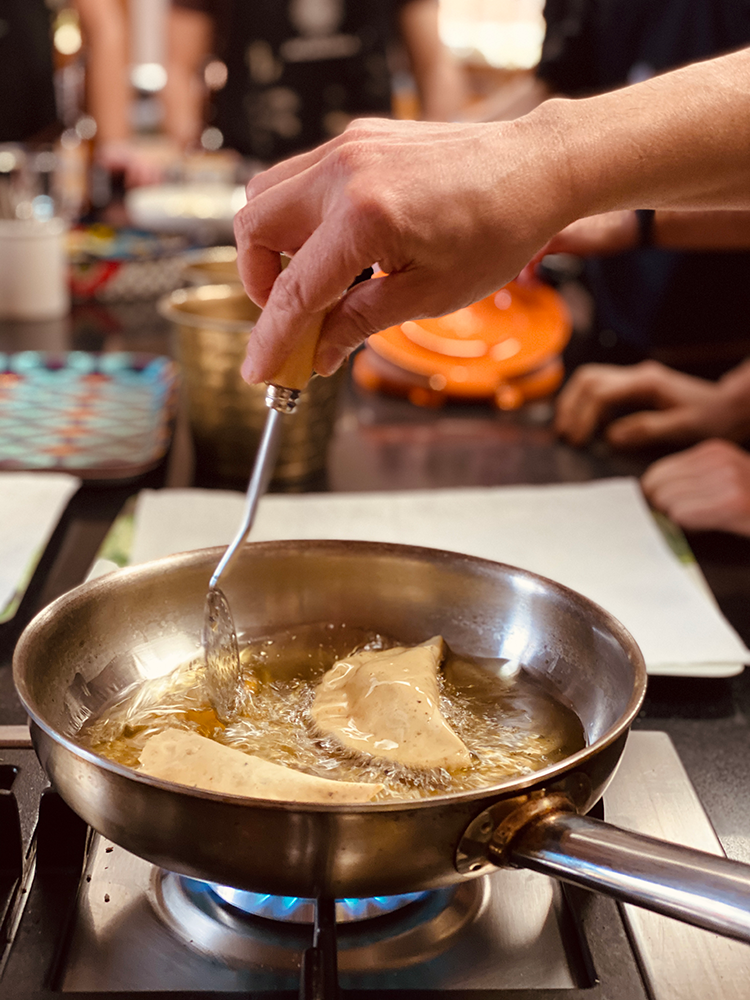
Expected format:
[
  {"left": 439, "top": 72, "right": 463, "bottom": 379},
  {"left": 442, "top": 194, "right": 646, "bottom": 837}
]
[
  {"left": 554, "top": 361, "right": 738, "bottom": 448},
  {"left": 642, "top": 439, "right": 750, "bottom": 536}
]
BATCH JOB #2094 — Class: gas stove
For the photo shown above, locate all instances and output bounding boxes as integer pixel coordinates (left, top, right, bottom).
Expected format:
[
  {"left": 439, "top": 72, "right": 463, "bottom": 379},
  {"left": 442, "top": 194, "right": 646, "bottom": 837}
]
[{"left": 0, "top": 729, "right": 747, "bottom": 999}]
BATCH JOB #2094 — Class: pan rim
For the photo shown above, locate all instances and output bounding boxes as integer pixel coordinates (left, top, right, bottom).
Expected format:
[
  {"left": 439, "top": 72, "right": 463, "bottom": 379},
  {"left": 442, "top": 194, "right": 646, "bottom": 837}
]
[{"left": 16, "top": 538, "right": 648, "bottom": 813}]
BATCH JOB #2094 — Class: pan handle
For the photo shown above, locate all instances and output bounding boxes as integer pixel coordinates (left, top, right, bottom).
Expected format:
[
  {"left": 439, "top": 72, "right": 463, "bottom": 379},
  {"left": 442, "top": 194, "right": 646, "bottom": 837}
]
[{"left": 506, "top": 809, "right": 750, "bottom": 944}]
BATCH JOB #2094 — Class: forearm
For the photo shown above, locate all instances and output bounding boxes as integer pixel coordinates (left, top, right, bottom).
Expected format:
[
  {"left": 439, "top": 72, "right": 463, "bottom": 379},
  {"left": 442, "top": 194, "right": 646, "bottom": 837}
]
[
  {"left": 162, "top": 8, "right": 212, "bottom": 150},
  {"left": 537, "top": 47, "right": 750, "bottom": 225},
  {"left": 161, "top": 66, "right": 205, "bottom": 149},
  {"left": 399, "top": 0, "right": 467, "bottom": 121},
  {"left": 414, "top": 58, "right": 467, "bottom": 121},
  {"left": 75, "top": 0, "right": 131, "bottom": 143},
  {"left": 653, "top": 209, "right": 750, "bottom": 248}
]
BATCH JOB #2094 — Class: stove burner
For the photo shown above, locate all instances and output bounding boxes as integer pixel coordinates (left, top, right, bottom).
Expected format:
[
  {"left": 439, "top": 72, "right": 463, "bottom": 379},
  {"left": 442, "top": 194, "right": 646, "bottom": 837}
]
[
  {"left": 211, "top": 886, "right": 431, "bottom": 924},
  {"left": 152, "top": 869, "right": 486, "bottom": 973}
]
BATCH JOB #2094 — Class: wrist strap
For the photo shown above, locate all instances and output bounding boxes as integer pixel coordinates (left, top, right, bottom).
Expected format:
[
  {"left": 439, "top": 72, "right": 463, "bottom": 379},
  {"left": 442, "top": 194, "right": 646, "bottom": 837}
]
[{"left": 635, "top": 209, "right": 656, "bottom": 248}]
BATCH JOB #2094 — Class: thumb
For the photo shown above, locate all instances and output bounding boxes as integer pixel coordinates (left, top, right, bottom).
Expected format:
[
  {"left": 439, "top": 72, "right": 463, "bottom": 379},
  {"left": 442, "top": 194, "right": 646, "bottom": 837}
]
[{"left": 607, "top": 407, "right": 698, "bottom": 448}]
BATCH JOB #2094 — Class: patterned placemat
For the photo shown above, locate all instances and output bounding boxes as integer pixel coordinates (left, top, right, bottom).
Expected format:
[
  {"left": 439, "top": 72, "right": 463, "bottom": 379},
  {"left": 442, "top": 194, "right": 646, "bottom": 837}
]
[{"left": 0, "top": 352, "right": 178, "bottom": 480}]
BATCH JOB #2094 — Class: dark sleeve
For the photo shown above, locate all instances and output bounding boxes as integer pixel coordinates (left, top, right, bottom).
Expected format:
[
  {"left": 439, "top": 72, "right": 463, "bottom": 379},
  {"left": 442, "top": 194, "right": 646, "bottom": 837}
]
[{"left": 535, "top": 0, "right": 600, "bottom": 96}]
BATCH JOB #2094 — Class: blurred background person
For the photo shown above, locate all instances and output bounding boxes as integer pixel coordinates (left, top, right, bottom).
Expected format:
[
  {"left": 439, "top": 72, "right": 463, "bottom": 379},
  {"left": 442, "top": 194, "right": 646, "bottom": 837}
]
[
  {"left": 467, "top": 0, "right": 750, "bottom": 376},
  {"left": 550, "top": 208, "right": 750, "bottom": 537},
  {"left": 0, "top": 0, "right": 59, "bottom": 144},
  {"left": 161, "top": 0, "right": 468, "bottom": 167},
  {"left": 72, "top": 0, "right": 175, "bottom": 189}
]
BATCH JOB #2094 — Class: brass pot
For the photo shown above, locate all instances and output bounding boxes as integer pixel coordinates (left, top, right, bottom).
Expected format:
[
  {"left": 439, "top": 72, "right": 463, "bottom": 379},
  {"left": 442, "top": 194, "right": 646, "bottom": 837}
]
[{"left": 158, "top": 284, "right": 344, "bottom": 487}]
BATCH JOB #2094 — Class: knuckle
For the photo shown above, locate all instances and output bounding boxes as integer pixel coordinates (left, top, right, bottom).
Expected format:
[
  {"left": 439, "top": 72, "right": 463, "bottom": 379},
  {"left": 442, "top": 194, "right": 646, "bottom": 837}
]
[
  {"left": 233, "top": 200, "right": 262, "bottom": 243},
  {"left": 269, "top": 271, "right": 308, "bottom": 318},
  {"left": 341, "top": 295, "right": 382, "bottom": 341},
  {"left": 636, "top": 359, "right": 666, "bottom": 383}
]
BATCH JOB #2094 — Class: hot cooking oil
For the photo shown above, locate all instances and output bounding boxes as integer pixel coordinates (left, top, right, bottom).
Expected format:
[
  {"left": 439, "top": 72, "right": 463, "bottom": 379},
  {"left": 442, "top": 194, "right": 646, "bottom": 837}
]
[{"left": 80, "top": 623, "right": 585, "bottom": 800}]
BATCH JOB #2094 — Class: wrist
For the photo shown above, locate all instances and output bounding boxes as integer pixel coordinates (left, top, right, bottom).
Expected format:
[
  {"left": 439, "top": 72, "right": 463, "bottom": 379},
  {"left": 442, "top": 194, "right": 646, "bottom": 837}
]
[
  {"left": 718, "top": 361, "right": 750, "bottom": 438},
  {"left": 514, "top": 98, "right": 583, "bottom": 233}
]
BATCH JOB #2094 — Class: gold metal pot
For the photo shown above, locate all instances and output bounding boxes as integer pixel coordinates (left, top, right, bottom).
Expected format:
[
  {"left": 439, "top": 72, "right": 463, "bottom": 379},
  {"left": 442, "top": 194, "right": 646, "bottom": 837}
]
[
  {"left": 180, "top": 246, "right": 240, "bottom": 286},
  {"left": 158, "top": 284, "right": 345, "bottom": 487}
]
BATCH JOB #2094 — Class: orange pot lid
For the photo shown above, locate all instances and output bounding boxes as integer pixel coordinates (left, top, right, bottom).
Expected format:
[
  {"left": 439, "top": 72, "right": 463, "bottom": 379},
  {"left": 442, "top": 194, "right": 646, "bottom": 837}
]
[{"left": 368, "top": 281, "right": 571, "bottom": 397}]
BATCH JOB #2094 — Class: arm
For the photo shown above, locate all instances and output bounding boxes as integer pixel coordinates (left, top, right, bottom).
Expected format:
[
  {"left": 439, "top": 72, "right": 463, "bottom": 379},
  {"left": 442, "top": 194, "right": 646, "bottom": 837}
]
[
  {"left": 74, "top": 0, "right": 130, "bottom": 146},
  {"left": 530, "top": 207, "right": 750, "bottom": 259},
  {"left": 397, "top": 0, "right": 468, "bottom": 121},
  {"left": 74, "top": 0, "right": 132, "bottom": 160},
  {"left": 462, "top": 74, "right": 553, "bottom": 123},
  {"left": 233, "top": 46, "right": 750, "bottom": 385},
  {"left": 162, "top": 4, "right": 214, "bottom": 150}
]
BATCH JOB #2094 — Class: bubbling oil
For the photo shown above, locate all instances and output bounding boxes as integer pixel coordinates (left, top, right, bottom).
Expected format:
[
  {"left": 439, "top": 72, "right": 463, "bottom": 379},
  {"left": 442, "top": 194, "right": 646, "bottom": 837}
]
[{"left": 81, "top": 623, "right": 586, "bottom": 801}]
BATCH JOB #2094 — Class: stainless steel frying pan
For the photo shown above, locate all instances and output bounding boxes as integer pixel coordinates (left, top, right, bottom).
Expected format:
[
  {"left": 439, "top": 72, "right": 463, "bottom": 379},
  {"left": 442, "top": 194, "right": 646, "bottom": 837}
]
[{"left": 12, "top": 541, "right": 750, "bottom": 943}]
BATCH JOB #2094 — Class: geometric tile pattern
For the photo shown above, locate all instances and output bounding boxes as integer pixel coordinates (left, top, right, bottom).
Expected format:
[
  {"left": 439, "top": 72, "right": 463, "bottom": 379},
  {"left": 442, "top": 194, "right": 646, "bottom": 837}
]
[{"left": 0, "top": 352, "right": 178, "bottom": 478}]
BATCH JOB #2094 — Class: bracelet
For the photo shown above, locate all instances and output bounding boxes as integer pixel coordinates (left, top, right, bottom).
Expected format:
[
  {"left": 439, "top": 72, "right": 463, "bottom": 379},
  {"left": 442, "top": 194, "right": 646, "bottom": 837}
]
[{"left": 635, "top": 208, "right": 656, "bottom": 248}]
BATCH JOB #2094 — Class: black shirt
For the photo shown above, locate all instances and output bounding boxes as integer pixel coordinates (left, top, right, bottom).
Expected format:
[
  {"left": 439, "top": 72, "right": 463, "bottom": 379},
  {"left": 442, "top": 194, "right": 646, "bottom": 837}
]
[
  {"left": 0, "top": 0, "right": 57, "bottom": 143},
  {"left": 536, "top": 0, "right": 750, "bottom": 365},
  {"left": 175, "top": 0, "right": 409, "bottom": 163}
]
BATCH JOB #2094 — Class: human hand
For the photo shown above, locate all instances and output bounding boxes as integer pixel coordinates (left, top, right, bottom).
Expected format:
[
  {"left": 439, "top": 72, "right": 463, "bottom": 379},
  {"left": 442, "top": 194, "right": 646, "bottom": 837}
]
[
  {"left": 554, "top": 361, "right": 738, "bottom": 449},
  {"left": 233, "top": 116, "right": 572, "bottom": 383},
  {"left": 518, "top": 210, "right": 639, "bottom": 282},
  {"left": 642, "top": 439, "right": 750, "bottom": 536}
]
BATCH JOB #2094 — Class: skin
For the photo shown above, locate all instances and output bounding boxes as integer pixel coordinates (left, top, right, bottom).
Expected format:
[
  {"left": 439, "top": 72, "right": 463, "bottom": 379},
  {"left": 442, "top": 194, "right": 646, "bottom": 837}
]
[
  {"left": 554, "top": 360, "right": 750, "bottom": 449},
  {"left": 554, "top": 360, "right": 750, "bottom": 536},
  {"left": 642, "top": 440, "right": 750, "bottom": 537},
  {"left": 233, "top": 47, "right": 750, "bottom": 384},
  {"left": 529, "top": 207, "right": 750, "bottom": 263},
  {"left": 396, "top": 0, "right": 468, "bottom": 122},
  {"left": 75, "top": 0, "right": 166, "bottom": 187},
  {"left": 162, "top": 5, "right": 213, "bottom": 152}
]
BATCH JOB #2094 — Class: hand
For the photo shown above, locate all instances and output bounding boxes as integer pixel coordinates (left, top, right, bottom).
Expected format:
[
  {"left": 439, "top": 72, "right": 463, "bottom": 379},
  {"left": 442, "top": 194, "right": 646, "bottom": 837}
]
[
  {"left": 518, "top": 210, "right": 639, "bottom": 281},
  {"left": 554, "top": 361, "right": 739, "bottom": 448},
  {"left": 233, "top": 116, "right": 573, "bottom": 383},
  {"left": 232, "top": 47, "right": 750, "bottom": 385},
  {"left": 642, "top": 439, "right": 750, "bottom": 536}
]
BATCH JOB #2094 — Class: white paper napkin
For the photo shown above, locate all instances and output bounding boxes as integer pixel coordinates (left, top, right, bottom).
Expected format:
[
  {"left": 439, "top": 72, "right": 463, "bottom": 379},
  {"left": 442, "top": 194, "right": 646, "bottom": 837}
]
[
  {"left": 0, "top": 471, "right": 81, "bottom": 620},
  {"left": 129, "top": 478, "right": 750, "bottom": 676}
]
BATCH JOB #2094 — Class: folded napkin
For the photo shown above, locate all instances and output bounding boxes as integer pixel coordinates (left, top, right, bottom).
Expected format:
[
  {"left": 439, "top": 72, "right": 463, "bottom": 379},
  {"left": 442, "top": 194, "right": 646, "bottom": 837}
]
[
  {"left": 0, "top": 472, "right": 81, "bottom": 621},
  {"left": 129, "top": 478, "right": 750, "bottom": 677}
]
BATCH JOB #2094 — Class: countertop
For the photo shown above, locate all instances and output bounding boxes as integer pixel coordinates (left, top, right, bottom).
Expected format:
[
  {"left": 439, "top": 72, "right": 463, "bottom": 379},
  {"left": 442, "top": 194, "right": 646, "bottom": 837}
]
[{"left": 1, "top": 297, "right": 749, "bottom": 869}]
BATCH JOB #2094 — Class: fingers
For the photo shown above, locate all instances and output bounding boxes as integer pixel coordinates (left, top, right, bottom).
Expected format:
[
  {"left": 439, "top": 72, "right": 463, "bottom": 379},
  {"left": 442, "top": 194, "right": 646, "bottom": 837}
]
[
  {"left": 240, "top": 211, "right": 372, "bottom": 384},
  {"left": 555, "top": 364, "right": 656, "bottom": 445},
  {"left": 312, "top": 267, "right": 482, "bottom": 375},
  {"left": 606, "top": 406, "right": 701, "bottom": 448},
  {"left": 555, "top": 360, "right": 702, "bottom": 447},
  {"left": 234, "top": 162, "right": 336, "bottom": 307},
  {"left": 642, "top": 440, "right": 750, "bottom": 535},
  {"left": 233, "top": 116, "right": 574, "bottom": 387}
]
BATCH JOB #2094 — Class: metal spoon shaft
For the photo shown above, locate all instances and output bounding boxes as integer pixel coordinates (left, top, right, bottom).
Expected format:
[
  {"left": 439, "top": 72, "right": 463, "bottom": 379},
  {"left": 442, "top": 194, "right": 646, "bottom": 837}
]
[{"left": 209, "top": 405, "right": 283, "bottom": 589}]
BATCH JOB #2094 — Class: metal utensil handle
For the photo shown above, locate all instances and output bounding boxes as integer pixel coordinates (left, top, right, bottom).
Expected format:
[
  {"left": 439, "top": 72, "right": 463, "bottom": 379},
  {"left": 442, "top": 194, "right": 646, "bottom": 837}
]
[
  {"left": 209, "top": 405, "right": 284, "bottom": 589},
  {"left": 509, "top": 811, "right": 750, "bottom": 944}
]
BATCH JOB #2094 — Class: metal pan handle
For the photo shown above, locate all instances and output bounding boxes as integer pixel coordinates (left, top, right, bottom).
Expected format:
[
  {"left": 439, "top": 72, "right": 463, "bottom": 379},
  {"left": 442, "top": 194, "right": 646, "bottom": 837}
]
[{"left": 508, "top": 810, "right": 750, "bottom": 944}]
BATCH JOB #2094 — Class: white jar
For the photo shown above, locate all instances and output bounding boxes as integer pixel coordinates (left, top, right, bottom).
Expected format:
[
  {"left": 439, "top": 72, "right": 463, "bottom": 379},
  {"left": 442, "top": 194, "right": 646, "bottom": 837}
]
[{"left": 0, "top": 217, "right": 70, "bottom": 320}]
